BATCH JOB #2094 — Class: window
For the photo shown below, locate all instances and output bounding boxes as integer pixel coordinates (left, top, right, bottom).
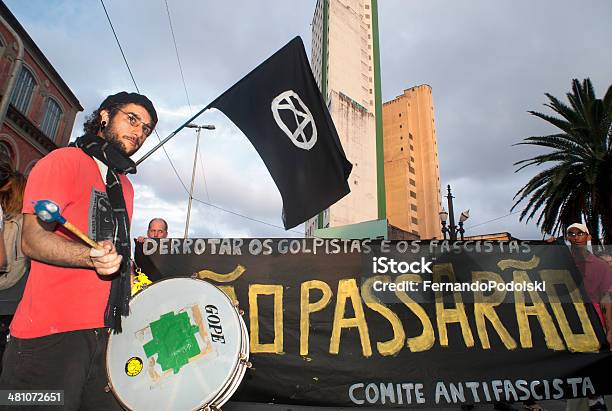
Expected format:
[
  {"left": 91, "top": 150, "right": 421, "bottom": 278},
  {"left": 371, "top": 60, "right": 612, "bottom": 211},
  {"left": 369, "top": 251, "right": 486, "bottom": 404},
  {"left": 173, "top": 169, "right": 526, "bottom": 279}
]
[
  {"left": 410, "top": 156, "right": 415, "bottom": 162},
  {"left": 410, "top": 144, "right": 414, "bottom": 151},
  {"left": 410, "top": 191, "right": 417, "bottom": 199},
  {"left": 409, "top": 166, "right": 415, "bottom": 174},
  {"left": 411, "top": 217, "right": 419, "bottom": 225},
  {"left": 409, "top": 178, "right": 416, "bottom": 186},
  {"left": 399, "top": 113, "right": 402, "bottom": 117},
  {"left": 409, "top": 133, "right": 413, "bottom": 140},
  {"left": 0, "top": 141, "right": 12, "bottom": 161},
  {"left": 10, "top": 67, "right": 37, "bottom": 114},
  {"left": 41, "top": 98, "right": 63, "bottom": 139},
  {"left": 410, "top": 204, "right": 417, "bottom": 211},
  {"left": 400, "top": 147, "right": 403, "bottom": 152}
]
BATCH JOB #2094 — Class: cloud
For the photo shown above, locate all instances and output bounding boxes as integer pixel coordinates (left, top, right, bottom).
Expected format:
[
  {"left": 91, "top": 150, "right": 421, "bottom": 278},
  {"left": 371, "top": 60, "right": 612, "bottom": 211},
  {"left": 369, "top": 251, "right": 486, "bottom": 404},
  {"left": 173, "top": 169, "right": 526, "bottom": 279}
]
[
  {"left": 6, "top": 0, "right": 611, "bottom": 239},
  {"left": 380, "top": 0, "right": 611, "bottom": 238}
]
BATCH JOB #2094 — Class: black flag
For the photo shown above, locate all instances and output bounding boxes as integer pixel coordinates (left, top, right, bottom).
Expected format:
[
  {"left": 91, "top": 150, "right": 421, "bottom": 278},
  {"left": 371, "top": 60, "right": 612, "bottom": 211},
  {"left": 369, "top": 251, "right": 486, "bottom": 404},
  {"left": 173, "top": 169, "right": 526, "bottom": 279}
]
[{"left": 207, "top": 37, "right": 352, "bottom": 229}]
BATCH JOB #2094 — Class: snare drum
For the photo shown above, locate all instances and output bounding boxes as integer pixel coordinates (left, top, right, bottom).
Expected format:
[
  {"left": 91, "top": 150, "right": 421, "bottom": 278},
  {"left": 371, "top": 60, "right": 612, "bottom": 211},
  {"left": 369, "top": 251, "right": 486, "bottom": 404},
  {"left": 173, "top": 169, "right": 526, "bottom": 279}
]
[{"left": 106, "top": 277, "right": 250, "bottom": 411}]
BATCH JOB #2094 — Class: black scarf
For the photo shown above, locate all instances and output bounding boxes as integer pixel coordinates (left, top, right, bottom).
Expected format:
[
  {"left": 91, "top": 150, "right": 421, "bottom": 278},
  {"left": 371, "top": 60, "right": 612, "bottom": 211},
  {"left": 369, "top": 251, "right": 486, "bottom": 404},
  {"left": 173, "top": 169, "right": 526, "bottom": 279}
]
[{"left": 72, "top": 133, "right": 135, "bottom": 332}]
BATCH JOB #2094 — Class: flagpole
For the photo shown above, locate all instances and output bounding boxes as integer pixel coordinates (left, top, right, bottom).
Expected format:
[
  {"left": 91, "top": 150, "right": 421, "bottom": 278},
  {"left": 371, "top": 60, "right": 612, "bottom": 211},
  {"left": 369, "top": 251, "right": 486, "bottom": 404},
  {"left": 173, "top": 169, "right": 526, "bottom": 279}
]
[
  {"left": 135, "top": 37, "right": 303, "bottom": 167},
  {"left": 134, "top": 103, "right": 213, "bottom": 166}
]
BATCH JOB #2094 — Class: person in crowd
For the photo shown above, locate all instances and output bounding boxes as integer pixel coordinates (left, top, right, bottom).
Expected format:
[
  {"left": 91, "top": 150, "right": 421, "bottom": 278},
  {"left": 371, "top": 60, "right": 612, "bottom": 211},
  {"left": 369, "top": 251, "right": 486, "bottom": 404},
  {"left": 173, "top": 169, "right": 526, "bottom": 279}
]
[
  {"left": 0, "top": 160, "right": 27, "bottom": 365},
  {"left": 0, "top": 160, "right": 25, "bottom": 270},
  {"left": 0, "top": 92, "right": 158, "bottom": 410},
  {"left": 136, "top": 217, "right": 168, "bottom": 242},
  {"left": 564, "top": 224, "right": 612, "bottom": 411},
  {"left": 133, "top": 218, "right": 168, "bottom": 282}
]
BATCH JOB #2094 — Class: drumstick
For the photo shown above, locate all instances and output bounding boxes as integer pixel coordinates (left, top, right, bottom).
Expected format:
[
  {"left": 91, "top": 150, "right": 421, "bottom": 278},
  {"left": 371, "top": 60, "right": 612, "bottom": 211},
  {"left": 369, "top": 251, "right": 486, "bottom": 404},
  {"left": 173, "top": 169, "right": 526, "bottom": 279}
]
[{"left": 33, "top": 199, "right": 103, "bottom": 250}]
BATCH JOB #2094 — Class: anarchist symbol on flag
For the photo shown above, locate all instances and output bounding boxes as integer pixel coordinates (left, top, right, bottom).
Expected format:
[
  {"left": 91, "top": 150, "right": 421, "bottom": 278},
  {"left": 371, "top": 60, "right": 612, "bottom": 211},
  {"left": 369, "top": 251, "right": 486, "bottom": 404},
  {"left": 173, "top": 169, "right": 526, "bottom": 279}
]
[
  {"left": 271, "top": 90, "right": 318, "bottom": 151},
  {"left": 207, "top": 37, "right": 352, "bottom": 229}
]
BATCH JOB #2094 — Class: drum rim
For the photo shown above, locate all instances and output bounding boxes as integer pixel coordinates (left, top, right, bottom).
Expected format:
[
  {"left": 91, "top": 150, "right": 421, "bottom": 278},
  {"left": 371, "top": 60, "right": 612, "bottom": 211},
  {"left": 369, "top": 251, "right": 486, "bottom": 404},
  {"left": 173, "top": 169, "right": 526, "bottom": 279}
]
[
  {"left": 207, "top": 314, "right": 250, "bottom": 408},
  {"left": 210, "top": 314, "right": 250, "bottom": 408},
  {"left": 106, "top": 276, "right": 248, "bottom": 411}
]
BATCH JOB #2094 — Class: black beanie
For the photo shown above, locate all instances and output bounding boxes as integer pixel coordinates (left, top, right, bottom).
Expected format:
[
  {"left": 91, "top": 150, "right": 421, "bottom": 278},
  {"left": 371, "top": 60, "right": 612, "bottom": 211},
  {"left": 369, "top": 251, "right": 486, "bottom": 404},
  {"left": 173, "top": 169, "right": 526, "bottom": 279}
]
[{"left": 99, "top": 92, "right": 158, "bottom": 125}]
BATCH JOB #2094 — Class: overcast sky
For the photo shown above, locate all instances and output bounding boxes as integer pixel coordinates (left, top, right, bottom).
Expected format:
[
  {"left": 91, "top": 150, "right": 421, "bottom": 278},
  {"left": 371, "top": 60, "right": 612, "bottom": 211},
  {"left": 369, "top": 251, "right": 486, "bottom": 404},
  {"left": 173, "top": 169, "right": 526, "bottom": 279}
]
[{"left": 6, "top": 0, "right": 612, "bottom": 240}]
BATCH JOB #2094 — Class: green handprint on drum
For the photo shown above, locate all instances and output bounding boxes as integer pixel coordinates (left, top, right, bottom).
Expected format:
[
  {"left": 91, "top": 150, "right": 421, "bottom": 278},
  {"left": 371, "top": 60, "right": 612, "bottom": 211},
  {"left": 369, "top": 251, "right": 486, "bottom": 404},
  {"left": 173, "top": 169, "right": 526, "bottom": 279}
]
[{"left": 143, "top": 311, "right": 201, "bottom": 374}]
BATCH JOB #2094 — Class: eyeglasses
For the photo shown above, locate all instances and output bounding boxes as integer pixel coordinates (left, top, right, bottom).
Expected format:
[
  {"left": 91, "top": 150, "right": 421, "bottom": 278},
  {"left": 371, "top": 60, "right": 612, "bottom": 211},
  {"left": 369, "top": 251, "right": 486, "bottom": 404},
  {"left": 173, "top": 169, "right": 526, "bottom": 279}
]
[
  {"left": 117, "top": 108, "right": 154, "bottom": 137},
  {"left": 566, "top": 232, "right": 587, "bottom": 238}
]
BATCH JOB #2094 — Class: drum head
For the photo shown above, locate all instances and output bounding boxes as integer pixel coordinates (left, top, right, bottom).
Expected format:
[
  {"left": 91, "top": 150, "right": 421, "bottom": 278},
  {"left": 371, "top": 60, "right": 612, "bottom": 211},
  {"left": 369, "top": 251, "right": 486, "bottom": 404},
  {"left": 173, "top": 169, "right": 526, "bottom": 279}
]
[{"left": 107, "top": 277, "right": 243, "bottom": 411}]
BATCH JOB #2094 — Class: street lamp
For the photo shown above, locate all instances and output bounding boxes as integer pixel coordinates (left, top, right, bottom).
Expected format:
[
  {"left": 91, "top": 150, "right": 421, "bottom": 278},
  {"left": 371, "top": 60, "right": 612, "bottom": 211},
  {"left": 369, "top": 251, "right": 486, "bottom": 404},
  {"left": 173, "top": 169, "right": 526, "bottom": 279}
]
[
  {"left": 439, "top": 184, "right": 470, "bottom": 240},
  {"left": 184, "top": 123, "right": 215, "bottom": 238}
]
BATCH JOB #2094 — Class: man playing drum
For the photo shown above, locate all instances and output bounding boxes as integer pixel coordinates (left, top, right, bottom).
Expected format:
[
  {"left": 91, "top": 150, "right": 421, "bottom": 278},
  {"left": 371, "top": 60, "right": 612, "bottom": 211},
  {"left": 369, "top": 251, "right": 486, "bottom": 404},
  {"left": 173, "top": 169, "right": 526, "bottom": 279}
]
[{"left": 0, "top": 92, "right": 158, "bottom": 410}]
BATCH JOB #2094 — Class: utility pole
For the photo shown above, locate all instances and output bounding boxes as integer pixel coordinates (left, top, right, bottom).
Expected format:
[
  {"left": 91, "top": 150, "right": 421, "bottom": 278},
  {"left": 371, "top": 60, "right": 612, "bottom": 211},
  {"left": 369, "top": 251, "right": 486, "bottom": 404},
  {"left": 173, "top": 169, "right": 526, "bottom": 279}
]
[{"left": 184, "top": 123, "right": 215, "bottom": 238}]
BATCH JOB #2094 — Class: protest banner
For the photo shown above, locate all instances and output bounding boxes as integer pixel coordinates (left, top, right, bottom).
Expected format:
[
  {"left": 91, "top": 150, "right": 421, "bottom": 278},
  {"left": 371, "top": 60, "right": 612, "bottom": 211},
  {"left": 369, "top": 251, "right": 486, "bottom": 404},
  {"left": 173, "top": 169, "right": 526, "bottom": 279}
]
[{"left": 134, "top": 239, "right": 612, "bottom": 407}]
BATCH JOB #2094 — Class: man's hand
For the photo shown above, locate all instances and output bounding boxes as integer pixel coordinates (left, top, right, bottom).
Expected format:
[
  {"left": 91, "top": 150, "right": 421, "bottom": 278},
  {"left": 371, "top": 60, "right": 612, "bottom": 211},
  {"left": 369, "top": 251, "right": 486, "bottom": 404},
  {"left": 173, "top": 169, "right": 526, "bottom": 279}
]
[
  {"left": 90, "top": 240, "right": 122, "bottom": 276},
  {"left": 136, "top": 236, "right": 145, "bottom": 243}
]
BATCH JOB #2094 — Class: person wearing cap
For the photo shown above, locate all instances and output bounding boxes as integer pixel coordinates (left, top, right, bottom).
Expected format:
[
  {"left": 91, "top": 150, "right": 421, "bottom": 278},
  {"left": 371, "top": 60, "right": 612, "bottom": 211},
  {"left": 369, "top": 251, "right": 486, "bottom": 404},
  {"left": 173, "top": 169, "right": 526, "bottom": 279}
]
[
  {"left": 564, "top": 223, "right": 612, "bottom": 411},
  {"left": 0, "top": 92, "right": 157, "bottom": 409},
  {"left": 565, "top": 223, "right": 612, "bottom": 332}
]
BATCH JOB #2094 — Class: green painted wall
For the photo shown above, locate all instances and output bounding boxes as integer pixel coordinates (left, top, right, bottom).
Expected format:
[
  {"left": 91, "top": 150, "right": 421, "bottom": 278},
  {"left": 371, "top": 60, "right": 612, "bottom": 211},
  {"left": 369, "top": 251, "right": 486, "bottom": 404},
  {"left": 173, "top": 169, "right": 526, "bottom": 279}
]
[
  {"left": 371, "top": 0, "right": 386, "bottom": 221},
  {"left": 317, "top": 0, "right": 330, "bottom": 230},
  {"left": 314, "top": 219, "right": 388, "bottom": 240}
]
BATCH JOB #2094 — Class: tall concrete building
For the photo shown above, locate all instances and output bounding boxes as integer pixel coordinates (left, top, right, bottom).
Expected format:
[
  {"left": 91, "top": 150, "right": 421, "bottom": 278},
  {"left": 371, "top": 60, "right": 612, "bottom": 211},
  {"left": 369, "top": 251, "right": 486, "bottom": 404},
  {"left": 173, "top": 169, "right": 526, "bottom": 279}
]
[
  {"left": 383, "top": 85, "right": 442, "bottom": 239},
  {"left": 306, "top": 0, "right": 384, "bottom": 237}
]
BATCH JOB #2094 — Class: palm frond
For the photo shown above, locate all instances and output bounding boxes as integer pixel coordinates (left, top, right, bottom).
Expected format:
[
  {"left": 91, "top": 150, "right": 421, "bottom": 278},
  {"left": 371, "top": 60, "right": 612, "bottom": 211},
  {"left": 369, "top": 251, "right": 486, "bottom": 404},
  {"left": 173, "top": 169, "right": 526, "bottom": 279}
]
[{"left": 514, "top": 78, "right": 612, "bottom": 242}]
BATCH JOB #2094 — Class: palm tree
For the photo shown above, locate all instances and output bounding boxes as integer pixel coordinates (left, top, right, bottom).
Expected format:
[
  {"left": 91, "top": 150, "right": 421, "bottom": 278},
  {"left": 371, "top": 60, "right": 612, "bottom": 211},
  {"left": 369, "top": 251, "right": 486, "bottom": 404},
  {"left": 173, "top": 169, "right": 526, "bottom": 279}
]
[{"left": 512, "top": 78, "right": 612, "bottom": 243}]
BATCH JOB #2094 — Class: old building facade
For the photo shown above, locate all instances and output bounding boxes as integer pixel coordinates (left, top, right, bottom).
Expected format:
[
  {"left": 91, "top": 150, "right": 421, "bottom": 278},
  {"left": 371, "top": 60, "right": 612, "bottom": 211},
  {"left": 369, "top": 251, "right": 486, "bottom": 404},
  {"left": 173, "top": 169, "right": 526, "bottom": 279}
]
[{"left": 0, "top": 1, "right": 82, "bottom": 173}]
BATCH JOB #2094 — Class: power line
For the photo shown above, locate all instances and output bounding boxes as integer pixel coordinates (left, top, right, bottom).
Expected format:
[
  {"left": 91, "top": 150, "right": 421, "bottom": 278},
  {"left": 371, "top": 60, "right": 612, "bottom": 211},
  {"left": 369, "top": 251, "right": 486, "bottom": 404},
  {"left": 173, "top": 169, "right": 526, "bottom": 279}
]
[
  {"left": 99, "top": 0, "right": 302, "bottom": 236},
  {"left": 163, "top": 0, "right": 220, "bottom": 235},
  {"left": 99, "top": 0, "right": 139, "bottom": 93},
  {"left": 465, "top": 210, "right": 522, "bottom": 230},
  {"left": 197, "top": 150, "right": 211, "bottom": 203},
  {"left": 195, "top": 148, "right": 220, "bottom": 235},
  {"left": 163, "top": 0, "right": 192, "bottom": 111},
  {"left": 192, "top": 197, "right": 304, "bottom": 235},
  {"left": 99, "top": 0, "right": 189, "bottom": 193}
]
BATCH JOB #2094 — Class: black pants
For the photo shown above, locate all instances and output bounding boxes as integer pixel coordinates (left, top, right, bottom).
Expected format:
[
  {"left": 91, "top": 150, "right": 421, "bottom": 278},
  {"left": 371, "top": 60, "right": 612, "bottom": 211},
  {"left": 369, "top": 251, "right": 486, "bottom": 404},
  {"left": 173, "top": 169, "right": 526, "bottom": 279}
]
[{"left": 0, "top": 328, "right": 123, "bottom": 411}]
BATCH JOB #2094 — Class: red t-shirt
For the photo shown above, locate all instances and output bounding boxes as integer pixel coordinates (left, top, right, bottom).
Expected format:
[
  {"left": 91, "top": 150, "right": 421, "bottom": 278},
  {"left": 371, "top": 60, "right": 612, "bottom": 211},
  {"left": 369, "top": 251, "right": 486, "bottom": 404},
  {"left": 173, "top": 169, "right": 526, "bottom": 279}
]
[{"left": 11, "top": 148, "right": 134, "bottom": 338}]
